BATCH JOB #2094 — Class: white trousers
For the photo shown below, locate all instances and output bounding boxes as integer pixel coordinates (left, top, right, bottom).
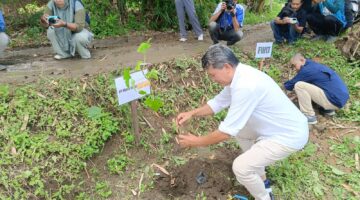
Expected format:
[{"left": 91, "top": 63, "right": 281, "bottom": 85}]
[{"left": 233, "top": 127, "right": 298, "bottom": 200}]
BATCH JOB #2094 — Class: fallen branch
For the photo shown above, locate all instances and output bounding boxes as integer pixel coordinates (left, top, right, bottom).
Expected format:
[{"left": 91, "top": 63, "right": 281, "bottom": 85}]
[
  {"left": 142, "top": 116, "right": 154, "bottom": 130},
  {"left": 151, "top": 163, "right": 170, "bottom": 176},
  {"left": 355, "top": 153, "right": 359, "bottom": 171},
  {"left": 138, "top": 173, "right": 144, "bottom": 197},
  {"left": 342, "top": 183, "right": 360, "bottom": 197}
]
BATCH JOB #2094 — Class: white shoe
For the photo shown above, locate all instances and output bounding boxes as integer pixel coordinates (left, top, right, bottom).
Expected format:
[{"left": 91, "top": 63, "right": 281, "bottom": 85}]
[
  {"left": 197, "top": 34, "right": 204, "bottom": 41},
  {"left": 179, "top": 38, "right": 187, "bottom": 42},
  {"left": 54, "top": 55, "right": 68, "bottom": 60}
]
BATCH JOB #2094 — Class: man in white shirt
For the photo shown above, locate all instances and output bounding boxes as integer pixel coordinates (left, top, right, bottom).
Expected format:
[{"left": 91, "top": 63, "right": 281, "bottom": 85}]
[{"left": 176, "top": 44, "right": 309, "bottom": 200}]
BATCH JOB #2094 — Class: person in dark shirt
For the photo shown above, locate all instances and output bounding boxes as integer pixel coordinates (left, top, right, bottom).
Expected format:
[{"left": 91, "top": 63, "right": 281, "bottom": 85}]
[
  {"left": 270, "top": 0, "right": 307, "bottom": 44},
  {"left": 284, "top": 53, "right": 349, "bottom": 124}
]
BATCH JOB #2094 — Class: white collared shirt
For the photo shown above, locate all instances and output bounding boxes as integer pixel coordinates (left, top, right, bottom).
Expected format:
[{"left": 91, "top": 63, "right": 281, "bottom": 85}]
[{"left": 207, "top": 63, "right": 309, "bottom": 149}]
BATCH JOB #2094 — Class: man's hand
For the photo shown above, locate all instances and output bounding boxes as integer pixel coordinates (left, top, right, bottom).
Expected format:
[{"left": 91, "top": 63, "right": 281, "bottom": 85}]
[
  {"left": 177, "top": 133, "right": 199, "bottom": 148},
  {"left": 176, "top": 111, "right": 193, "bottom": 126},
  {"left": 283, "top": 17, "right": 291, "bottom": 24},
  {"left": 221, "top": 2, "right": 227, "bottom": 11}
]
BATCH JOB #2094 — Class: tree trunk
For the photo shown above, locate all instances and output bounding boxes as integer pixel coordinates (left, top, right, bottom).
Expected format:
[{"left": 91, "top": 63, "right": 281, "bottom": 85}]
[
  {"left": 116, "top": 0, "right": 127, "bottom": 25},
  {"left": 336, "top": 23, "right": 360, "bottom": 60}
]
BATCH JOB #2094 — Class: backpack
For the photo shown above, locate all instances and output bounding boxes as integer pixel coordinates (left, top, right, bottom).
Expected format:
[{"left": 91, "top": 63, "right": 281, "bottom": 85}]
[
  {"left": 73, "top": 0, "right": 91, "bottom": 25},
  {"left": 344, "top": 0, "right": 359, "bottom": 29}
]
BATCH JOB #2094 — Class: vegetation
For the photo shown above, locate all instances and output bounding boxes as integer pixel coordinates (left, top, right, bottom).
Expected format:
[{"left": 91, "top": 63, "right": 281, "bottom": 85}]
[{"left": 0, "top": 37, "right": 359, "bottom": 199}]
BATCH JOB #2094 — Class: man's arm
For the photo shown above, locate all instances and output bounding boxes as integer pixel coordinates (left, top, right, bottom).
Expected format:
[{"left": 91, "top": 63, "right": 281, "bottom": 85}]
[
  {"left": 177, "top": 130, "right": 231, "bottom": 147},
  {"left": 0, "top": 11, "right": 5, "bottom": 32},
  {"left": 292, "top": 23, "right": 304, "bottom": 33},
  {"left": 210, "top": 3, "right": 226, "bottom": 22},
  {"left": 176, "top": 104, "right": 214, "bottom": 125}
]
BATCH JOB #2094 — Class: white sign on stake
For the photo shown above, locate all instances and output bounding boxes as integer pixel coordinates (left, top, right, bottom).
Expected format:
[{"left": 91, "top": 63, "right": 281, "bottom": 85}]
[
  {"left": 115, "top": 69, "right": 151, "bottom": 105},
  {"left": 255, "top": 42, "right": 273, "bottom": 58}
]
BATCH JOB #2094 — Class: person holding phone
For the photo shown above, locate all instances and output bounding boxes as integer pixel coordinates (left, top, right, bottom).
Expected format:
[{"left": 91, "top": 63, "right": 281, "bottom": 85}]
[
  {"left": 270, "top": 0, "right": 307, "bottom": 44},
  {"left": 40, "top": 0, "right": 93, "bottom": 60}
]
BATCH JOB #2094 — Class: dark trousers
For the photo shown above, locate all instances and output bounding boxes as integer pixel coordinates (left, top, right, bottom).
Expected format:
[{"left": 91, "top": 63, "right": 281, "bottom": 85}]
[
  {"left": 270, "top": 20, "right": 301, "bottom": 44},
  {"left": 208, "top": 22, "right": 243, "bottom": 45},
  {"left": 307, "top": 13, "right": 343, "bottom": 36}
]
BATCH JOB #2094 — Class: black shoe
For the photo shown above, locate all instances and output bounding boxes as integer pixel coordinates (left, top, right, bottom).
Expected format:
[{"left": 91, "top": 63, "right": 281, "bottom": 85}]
[{"left": 318, "top": 107, "right": 336, "bottom": 116}]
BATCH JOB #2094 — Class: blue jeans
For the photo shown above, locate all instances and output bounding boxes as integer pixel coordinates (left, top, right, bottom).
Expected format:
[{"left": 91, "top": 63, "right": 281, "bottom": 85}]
[{"left": 270, "top": 20, "right": 300, "bottom": 44}]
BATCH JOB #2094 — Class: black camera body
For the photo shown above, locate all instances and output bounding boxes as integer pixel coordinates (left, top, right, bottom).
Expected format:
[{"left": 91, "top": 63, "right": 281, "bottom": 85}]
[
  {"left": 48, "top": 16, "right": 60, "bottom": 25},
  {"left": 225, "top": 0, "right": 235, "bottom": 10}
]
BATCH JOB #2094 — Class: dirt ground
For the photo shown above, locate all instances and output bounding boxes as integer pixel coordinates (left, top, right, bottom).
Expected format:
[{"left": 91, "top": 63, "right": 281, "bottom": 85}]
[{"left": 0, "top": 23, "right": 273, "bottom": 84}]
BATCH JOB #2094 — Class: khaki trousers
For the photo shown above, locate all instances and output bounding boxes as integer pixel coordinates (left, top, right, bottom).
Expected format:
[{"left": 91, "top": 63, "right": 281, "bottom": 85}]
[
  {"left": 233, "top": 128, "right": 298, "bottom": 200},
  {"left": 0, "top": 32, "right": 9, "bottom": 57},
  {"left": 294, "top": 81, "right": 338, "bottom": 116}
]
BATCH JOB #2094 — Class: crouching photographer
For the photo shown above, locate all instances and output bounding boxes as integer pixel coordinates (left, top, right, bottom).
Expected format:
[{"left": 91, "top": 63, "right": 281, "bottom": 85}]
[
  {"left": 40, "top": 0, "right": 93, "bottom": 60},
  {"left": 209, "top": 0, "right": 245, "bottom": 46}
]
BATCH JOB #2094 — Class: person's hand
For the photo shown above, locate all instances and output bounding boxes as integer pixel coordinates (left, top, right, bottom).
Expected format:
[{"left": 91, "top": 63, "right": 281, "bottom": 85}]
[
  {"left": 51, "top": 19, "right": 66, "bottom": 28},
  {"left": 40, "top": 14, "right": 49, "bottom": 26},
  {"left": 221, "top": 2, "right": 226, "bottom": 11},
  {"left": 176, "top": 111, "right": 193, "bottom": 126},
  {"left": 177, "top": 133, "right": 198, "bottom": 148},
  {"left": 283, "top": 17, "right": 291, "bottom": 24}
]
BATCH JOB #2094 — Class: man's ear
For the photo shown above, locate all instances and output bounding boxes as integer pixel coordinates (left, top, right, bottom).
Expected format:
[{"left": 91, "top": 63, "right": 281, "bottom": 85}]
[{"left": 223, "top": 63, "right": 233, "bottom": 71}]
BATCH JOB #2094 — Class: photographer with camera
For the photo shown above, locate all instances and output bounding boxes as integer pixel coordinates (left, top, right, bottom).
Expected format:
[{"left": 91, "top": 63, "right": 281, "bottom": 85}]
[
  {"left": 209, "top": 0, "right": 245, "bottom": 46},
  {"left": 40, "top": 0, "right": 93, "bottom": 60},
  {"left": 270, "top": 0, "right": 307, "bottom": 44},
  {"left": 0, "top": 9, "right": 9, "bottom": 58}
]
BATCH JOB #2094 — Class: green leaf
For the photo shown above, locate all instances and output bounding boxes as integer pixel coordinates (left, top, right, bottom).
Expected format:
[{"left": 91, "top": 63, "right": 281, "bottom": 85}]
[
  {"left": 87, "top": 106, "right": 103, "bottom": 119},
  {"left": 135, "top": 61, "right": 143, "bottom": 71},
  {"left": 329, "top": 165, "right": 345, "bottom": 175},
  {"left": 138, "top": 90, "right": 147, "bottom": 95},
  {"left": 144, "top": 96, "right": 163, "bottom": 112},
  {"left": 137, "top": 39, "right": 152, "bottom": 54},
  {"left": 123, "top": 68, "right": 131, "bottom": 88},
  {"left": 146, "top": 69, "right": 158, "bottom": 80}
]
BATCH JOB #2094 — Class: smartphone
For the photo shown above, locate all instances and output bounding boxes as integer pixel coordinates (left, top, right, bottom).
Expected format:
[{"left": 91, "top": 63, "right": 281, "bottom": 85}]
[{"left": 289, "top": 18, "right": 298, "bottom": 24}]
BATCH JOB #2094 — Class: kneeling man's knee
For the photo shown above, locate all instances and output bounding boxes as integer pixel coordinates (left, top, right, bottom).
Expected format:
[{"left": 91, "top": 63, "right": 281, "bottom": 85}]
[{"left": 232, "top": 156, "right": 251, "bottom": 182}]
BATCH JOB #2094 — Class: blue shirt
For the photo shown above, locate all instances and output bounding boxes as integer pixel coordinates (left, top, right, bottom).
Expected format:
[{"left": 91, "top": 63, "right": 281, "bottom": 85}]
[
  {"left": 213, "top": 3, "right": 245, "bottom": 30},
  {"left": 319, "top": 0, "right": 346, "bottom": 27},
  {"left": 284, "top": 59, "right": 349, "bottom": 108},
  {"left": 0, "top": 11, "right": 6, "bottom": 32}
]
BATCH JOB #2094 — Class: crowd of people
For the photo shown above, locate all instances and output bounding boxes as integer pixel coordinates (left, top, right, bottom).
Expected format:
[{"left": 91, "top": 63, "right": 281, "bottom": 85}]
[{"left": 0, "top": 1, "right": 351, "bottom": 200}]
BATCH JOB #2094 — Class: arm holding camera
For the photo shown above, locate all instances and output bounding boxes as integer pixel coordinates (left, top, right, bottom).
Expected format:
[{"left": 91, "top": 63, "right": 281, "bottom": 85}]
[
  {"left": 230, "top": 7, "right": 241, "bottom": 31},
  {"left": 210, "top": 2, "right": 226, "bottom": 22}
]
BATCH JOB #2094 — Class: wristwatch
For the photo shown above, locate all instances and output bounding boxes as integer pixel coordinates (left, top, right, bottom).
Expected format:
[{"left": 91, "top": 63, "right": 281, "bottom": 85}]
[
  {"left": 230, "top": 12, "right": 235, "bottom": 17},
  {"left": 64, "top": 22, "right": 68, "bottom": 28}
]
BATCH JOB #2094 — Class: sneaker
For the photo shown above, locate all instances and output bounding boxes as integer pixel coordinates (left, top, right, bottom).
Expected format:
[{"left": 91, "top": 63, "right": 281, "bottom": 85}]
[
  {"left": 319, "top": 107, "right": 336, "bottom": 116},
  {"left": 179, "top": 38, "right": 187, "bottom": 42},
  {"left": 264, "top": 179, "right": 275, "bottom": 200},
  {"left": 197, "top": 34, "right": 204, "bottom": 41},
  {"left": 311, "top": 35, "right": 326, "bottom": 41},
  {"left": 325, "top": 35, "right": 337, "bottom": 43},
  {"left": 54, "top": 54, "right": 69, "bottom": 60},
  {"left": 305, "top": 115, "right": 317, "bottom": 124},
  {"left": 0, "top": 65, "right": 7, "bottom": 71}
]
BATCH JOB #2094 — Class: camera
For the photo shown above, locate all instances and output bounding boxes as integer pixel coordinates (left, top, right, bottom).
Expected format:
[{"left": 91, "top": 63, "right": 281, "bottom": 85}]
[
  {"left": 47, "top": 16, "right": 60, "bottom": 25},
  {"left": 289, "top": 18, "right": 298, "bottom": 24},
  {"left": 225, "top": 0, "right": 235, "bottom": 10}
]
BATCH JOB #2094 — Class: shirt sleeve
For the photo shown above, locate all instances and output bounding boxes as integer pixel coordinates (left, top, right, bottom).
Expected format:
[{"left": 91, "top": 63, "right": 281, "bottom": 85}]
[
  {"left": 213, "top": 3, "right": 222, "bottom": 15},
  {"left": 296, "top": 10, "right": 307, "bottom": 27},
  {"left": 323, "top": 0, "right": 341, "bottom": 14},
  {"left": 207, "top": 86, "right": 231, "bottom": 114},
  {"left": 73, "top": 1, "right": 87, "bottom": 32},
  {"left": 0, "top": 11, "right": 5, "bottom": 32},
  {"left": 284, "top": 67, "right": 313, "bottom": 90},
  {"left": 236, "top": 6, "right": 244, "bottom": 27},
  {"left": 218, "top": 88, "right": 259, "bottom": 136}
]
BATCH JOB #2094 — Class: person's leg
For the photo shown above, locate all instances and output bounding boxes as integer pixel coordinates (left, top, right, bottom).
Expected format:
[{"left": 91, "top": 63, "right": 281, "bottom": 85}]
[
  {"left": 224, "top": 29, "right": 243, "bottom": 45},
  {"left": 323, "top": 15, "right": 343, "bottom": 36},
  {"left": 0, "top": 32, "right": 9, "bottom": 57},
  {"left": 72, "top": 29, "right": 93, "bottom": 59},
  {"left": 294, "top": 81, "right": 338, "bottom": 116},
  {"left": 175, "top": 0, "right": 187, "bottom": 39},
  {"left": 233, "top": 139, "right": 298, "bottom": 200},
  {"left": 287, "top": 24, "right": 300, "bottom": 44},
  {"left": 183, "top": 0, "right": 203, "bottom": 37},
  {"left": 270, "top": 20, "right": 285, "bottom": 43},
  {"left": 209, "top": 21, "right": 221, "bottom": 44},
  {"left": 47, "top": 27, "right": 71, "bottom": 58},
  {"left": 307, "top": 13, "right": 326, "bottom": 36}
]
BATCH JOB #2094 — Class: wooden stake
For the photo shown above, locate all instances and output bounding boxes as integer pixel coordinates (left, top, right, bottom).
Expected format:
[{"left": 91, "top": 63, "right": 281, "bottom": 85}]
[
  {"left": 258, "top": 58, "right": 265, "bottom": 71},
  {"left": 131, "top": 100, "right": 140, "bottom": 145}
]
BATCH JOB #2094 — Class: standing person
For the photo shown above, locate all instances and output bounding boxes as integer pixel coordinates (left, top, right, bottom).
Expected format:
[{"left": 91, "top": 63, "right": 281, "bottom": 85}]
[
  {"left": 40, "top": 0, "right": 93, "bottom": 60},
  {"left": 284, "top": 53, "right": 349, "bottom": 124},
  {"left": 175, "top": 0, "right": 204, "bottom": 42},
  {"left": 209, "top": 0, "right": 245, "bottom": 45},
  {"left": 0, "top": 9, "right": 9, "bottom": 57},
  {"left": 307, "top": 0, "right": 347, "bottom": 42},
  {"left": 270, "top": 0, "right": 307, "bottom": 44},
  {"left": 176, "top": 44, "right": 309, "bottom": 200}
]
